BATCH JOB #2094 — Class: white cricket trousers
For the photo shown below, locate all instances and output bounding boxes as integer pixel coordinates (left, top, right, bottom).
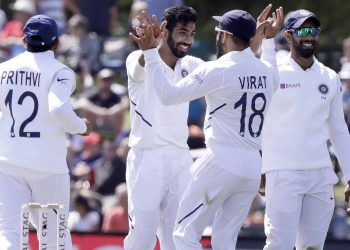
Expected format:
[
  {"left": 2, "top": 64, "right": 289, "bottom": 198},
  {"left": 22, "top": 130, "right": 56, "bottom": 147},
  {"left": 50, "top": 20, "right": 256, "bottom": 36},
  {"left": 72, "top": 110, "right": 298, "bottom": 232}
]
[
  {"left": 174, "top": 147, "right": 261, "bottom": 250},
  {"left": 124, "top": 145, "right": 192, "bottom": 250},
  {"left": 0, "top": 163, "right": 72, "bottom": 250},
  {"left": 263, "top": 168, "right": 339, "bottom": 250}
]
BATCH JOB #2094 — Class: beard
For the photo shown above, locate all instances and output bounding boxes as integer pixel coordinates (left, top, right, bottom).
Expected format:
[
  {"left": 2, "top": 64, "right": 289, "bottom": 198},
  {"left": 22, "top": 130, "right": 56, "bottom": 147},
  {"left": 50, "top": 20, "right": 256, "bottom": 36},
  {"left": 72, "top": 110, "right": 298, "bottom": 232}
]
[
  {"left": 167, "top": 34, "right": 188, "bottom": 58},
  {"left": 292, "top": 39, "right": 318, "bottom": 58},
  {"left": 216, "top": 33, "right": 225, "bottom": 58}
]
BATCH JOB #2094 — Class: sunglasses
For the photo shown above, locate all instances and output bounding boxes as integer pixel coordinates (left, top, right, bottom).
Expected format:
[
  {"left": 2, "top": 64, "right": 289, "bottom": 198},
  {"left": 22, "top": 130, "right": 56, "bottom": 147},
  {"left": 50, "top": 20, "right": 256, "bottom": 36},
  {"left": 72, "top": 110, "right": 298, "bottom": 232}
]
[
  {"left": 290, "top": 27, "right": 320, "bottom": 37},
  {"left": 215, "top": 26, "right": 233, "bottom": 35}
]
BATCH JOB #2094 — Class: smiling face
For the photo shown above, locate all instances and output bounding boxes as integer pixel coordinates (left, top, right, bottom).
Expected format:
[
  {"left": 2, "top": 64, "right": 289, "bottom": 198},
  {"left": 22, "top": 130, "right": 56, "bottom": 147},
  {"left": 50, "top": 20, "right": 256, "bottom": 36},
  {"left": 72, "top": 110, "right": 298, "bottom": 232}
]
[
  {"left": 166, "top": 21, "right": 196, "bottom": 58},
  {"left": 286, "top": 20, "right": 320, "bottom": 59}
]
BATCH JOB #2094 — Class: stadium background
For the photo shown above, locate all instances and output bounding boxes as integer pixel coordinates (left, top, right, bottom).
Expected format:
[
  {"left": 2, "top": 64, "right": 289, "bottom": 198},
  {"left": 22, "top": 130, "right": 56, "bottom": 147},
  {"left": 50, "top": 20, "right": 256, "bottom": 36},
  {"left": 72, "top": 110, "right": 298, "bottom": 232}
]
[
  {"left": 1, "top": 0, "right": 350, "bottom": 70},
  {"left": 0, "top": 0, "right": 350, "bottom": 249}
]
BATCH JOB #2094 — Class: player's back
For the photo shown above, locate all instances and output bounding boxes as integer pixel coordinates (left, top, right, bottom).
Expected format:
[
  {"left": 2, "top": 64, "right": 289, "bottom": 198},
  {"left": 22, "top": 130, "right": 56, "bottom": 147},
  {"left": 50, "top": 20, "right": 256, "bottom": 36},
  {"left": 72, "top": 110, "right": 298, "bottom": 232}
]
[
  {"left": 0, "top": 51, "right": 71, "bottom": 173},
  {"left": 204, "top": 50, "right": 275, "bottom": 151}
]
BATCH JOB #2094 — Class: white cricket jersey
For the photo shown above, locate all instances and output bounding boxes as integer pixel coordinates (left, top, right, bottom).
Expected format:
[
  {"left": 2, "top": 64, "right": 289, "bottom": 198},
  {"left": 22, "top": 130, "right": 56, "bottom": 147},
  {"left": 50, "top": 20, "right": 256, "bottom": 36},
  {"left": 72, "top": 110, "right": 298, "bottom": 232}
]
[
  {"left": 144, "top": 48, "right": 276, "bottom": 151},
  {"left": 0, "top": 51, "right": 87, "bottom": 174},
  {"left": 126, "top": 49, "right": 203, "bottom": 149},
  {"left": 261, "top": 39, "right": 350, "bottom": 181}
]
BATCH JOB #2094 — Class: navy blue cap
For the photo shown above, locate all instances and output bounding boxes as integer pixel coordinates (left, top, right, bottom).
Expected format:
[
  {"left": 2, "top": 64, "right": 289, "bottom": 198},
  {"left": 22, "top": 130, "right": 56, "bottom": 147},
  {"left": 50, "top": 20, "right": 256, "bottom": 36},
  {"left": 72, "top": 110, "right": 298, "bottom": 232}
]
[
  {"left": 213, "top": 10, "right": 256, "bottom": 40},
  {"left": 23, "top": 14, "right": 58, "bottom": 46},
  {"left": 285, "top": 9, "right": 320, "bottom": 30}
]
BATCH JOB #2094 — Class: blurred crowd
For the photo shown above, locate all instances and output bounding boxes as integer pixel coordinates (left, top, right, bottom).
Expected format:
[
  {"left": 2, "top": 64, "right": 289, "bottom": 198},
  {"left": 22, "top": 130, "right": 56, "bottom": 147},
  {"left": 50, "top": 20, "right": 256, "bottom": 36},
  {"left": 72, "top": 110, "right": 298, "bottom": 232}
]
[{"left": 0, "top": 0, "right": 349, "bottom": 240}]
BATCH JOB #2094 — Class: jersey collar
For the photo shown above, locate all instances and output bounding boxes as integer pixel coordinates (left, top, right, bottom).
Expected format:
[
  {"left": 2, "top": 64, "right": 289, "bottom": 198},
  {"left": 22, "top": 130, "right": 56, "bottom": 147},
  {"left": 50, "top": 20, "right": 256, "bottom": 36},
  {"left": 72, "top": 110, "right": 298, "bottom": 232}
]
[
  {"left": 219, "top": 47, "right": 254, "bottom": 61},
  {"left": 288, "top": 55, "right": 319, "bottom": 72}
]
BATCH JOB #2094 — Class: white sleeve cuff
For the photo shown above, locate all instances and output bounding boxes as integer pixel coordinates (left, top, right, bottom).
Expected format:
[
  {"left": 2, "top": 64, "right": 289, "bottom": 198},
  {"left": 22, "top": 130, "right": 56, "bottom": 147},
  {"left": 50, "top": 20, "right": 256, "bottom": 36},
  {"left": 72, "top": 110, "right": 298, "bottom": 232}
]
[
  {"left": 262, "top": 38, "right": 276, "bottom": 50},
  {"left": 144, "top": 48, "right": 161, "bottom": 64}
]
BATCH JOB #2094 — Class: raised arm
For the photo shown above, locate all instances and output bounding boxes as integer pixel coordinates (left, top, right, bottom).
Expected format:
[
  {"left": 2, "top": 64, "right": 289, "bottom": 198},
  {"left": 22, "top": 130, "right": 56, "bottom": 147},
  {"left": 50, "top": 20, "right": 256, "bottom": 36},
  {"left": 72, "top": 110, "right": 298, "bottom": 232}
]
[
  {"left": 250, "top": 4, "right": 273, "bottom": 54},
  {"left": 144, "top": 48, "right": 217, "bottom": 105},
  {"left": 127, "top": 11, "right": 165, "bottom": 82},
  {"left": 260, "top": 6, "right": 284, "bottom": 90}
]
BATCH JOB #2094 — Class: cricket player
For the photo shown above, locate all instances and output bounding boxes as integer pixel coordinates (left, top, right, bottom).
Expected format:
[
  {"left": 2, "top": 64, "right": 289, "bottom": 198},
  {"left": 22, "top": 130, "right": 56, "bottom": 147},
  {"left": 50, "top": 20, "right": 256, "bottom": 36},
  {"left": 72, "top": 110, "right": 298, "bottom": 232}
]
[
  {"left": 260, "top": 9, "right": 350, "bottom": 250},
  {"left": 0, "top": 15, "right": 91, "bottom": 249},
  {"left": 131, "top": 8, "right": 281, "bottom": 249},
  {"left": 124, "top": 6, "right": 203, "bottom": 250}
]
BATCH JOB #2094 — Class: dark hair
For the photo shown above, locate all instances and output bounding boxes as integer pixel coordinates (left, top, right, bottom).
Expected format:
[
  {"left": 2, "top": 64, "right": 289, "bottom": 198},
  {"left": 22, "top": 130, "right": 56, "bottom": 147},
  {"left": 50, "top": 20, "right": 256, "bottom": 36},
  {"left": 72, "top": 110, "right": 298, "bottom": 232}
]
[
  {"left": 161, "top": 6, "right": 198, "bottom": 33},
  {"left": 74, "top": 194, "right": 92, "bottom": 212},
  {"left": 26, "top": 37, "right": 58, "bottom": 52},
  {"left": 230, "top": 35, "right": 250, "bottom": 48}
]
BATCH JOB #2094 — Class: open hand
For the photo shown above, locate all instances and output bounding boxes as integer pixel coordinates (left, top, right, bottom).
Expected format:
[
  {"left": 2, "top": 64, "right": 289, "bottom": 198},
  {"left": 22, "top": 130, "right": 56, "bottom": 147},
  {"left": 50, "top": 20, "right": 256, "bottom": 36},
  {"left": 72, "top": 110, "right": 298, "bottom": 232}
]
[
  {"left": 256, "top": 4, "right": 273, "bottom": 40},
  {"left": 129, "top": 24, "right": 158, "bottom": 51},
  {"left": 265, "top": 6, "right": 284, "bottom": 39},
  {"left": 137, "top": 11, "right": 164, "bottom": 39},
  {"left": 251, "top": 4, "right": 273, "bottom": 54},
  {"left": 129, "top": 10, "right": 167, "bottom": 51}
]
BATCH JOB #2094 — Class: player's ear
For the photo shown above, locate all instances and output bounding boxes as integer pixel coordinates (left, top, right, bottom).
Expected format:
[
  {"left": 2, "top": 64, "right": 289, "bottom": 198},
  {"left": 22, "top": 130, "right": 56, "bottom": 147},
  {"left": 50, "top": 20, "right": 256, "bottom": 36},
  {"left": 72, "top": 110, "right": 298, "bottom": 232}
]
[
  {"left": 22, "top": 37, "right": 28, "bottom": 48},
  {"left": 284, "top": 30, "right": 292, "bottom": 43},
  {"left": 163, "top": 29, "right": 169, "bottom": 39},
  {"left": 51, "top": 39, "right": 60, "bottom": 51},
  {"left": 223, "top": 32, "right": 230, "bottom": 43}
]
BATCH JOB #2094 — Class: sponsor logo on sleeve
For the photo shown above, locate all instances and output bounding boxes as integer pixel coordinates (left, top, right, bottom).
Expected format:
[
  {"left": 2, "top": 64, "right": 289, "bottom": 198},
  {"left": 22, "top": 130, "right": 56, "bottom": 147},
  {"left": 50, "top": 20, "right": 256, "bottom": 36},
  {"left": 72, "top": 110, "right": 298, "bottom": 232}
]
[
  {"left": 280, "top": 83, "right": 301, "bottom": 89},
  {"left": 190, "top": 74, "right": 203, "bottom": 84}
]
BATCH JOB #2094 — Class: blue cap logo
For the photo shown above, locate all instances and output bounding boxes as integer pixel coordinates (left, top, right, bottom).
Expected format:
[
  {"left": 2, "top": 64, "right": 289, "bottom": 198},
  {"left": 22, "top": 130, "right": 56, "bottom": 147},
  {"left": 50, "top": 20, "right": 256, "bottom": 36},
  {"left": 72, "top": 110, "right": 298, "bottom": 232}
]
[
  {"left": 285, "top": 9, "right": 320, "bottom": 30},
  {"left": 299, "top": 10, "right": 311, "bottom": 16}
]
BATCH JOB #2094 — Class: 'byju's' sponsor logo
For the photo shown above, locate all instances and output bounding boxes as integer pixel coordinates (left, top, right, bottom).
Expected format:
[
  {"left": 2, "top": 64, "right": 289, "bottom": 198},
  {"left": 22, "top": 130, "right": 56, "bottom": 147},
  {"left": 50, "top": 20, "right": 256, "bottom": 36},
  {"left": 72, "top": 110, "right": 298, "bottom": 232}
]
[{"left": 280, "top": 83, "right": 301, "bottom": 89}]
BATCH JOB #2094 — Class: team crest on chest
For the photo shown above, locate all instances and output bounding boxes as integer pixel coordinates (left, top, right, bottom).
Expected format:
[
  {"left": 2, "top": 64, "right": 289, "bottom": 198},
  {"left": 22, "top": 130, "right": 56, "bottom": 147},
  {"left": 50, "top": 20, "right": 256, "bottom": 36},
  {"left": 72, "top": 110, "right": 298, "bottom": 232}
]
[
  {"left": 181, "top": 69, "right": 189, "bottom": 77},
  {"left": 318, "top": 83, "right": 329, "bottom": 94}
]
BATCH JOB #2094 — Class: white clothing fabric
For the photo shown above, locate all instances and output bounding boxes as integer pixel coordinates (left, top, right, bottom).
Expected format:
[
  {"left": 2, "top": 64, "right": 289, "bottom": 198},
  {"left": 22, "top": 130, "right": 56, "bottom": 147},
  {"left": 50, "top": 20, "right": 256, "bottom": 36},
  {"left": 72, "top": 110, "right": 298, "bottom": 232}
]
[
  {"left": 68, "top": 210, "right": 100, "bottom": 232},
  {"left": 0, "top": 50, "right": 86, "bottom": 249},
  {"left": 0, "top": 163, "right": 72, "bottom": 250},
  {"left": 261, "top": 39, "right": 350, "bottom": 181},
  {"left": 126, "top": 49, "right": 203, "bottom": 149},
  {"left": 261, "top": 38, "right": 350, "bottom": 250},
  {"left": 124, "top": 146, "right": 192, "bottom": 250},
  {"left": 264, "top": 168, "right": 338, "bottom": 250},
  {"left": 144, "top": 47, "right": 276, "bottom": 153},
  {"left": 173, "top": 147, "right": 261, "bottom": 249},
  {"left": 0, "top": 51, "right": 86, "bottom": 174},
  {"left": 144, "top": 47, "right": 276, "bottom": 249},
  {"left": 125, "top": 49, "right": 202, "bottom": 250}
]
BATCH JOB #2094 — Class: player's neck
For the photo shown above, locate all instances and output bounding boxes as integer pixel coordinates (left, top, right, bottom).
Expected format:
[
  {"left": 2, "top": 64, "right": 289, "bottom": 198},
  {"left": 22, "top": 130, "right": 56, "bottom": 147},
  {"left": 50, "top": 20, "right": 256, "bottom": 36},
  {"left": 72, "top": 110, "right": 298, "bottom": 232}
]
[
  {"left": 291, "top": 52, "right": 314, "bottom": 71},
  {"left": 158, "top": 47, "right": 178, "bottom": 70}
]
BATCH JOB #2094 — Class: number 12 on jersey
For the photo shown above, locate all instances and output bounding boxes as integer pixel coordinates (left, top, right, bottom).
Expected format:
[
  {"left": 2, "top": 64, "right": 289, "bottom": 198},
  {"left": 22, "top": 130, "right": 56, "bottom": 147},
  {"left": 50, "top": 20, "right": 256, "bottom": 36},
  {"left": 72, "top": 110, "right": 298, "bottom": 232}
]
[
  {"left": 234, "top": 92, "right": 266, "bottom": 138},
  {"left": 4, "top": 89, "right": 40, "bottom": 138}
]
